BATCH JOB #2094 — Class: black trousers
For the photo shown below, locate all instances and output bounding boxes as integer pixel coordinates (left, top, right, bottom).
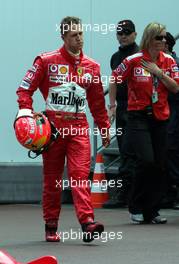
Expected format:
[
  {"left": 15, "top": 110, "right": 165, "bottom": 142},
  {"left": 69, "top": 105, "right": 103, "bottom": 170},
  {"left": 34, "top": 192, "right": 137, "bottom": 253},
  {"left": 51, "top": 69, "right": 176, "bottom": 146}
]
[
  {"left": 124, "top": 111, "right": 168, "bottom": 221},
  {"left": 115, "top": 104, "right": 134, "bottom": 199},
  {"left": 116, "top": 104, "right": 128, "bottom": 151}
]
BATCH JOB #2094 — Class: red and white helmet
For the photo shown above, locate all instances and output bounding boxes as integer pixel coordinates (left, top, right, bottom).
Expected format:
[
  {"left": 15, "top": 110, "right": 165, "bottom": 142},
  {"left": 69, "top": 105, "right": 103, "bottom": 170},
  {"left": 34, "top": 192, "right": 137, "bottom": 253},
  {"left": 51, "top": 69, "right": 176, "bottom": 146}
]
[{"left": 14, "top": 113, "right": 51, "bottom": 151}]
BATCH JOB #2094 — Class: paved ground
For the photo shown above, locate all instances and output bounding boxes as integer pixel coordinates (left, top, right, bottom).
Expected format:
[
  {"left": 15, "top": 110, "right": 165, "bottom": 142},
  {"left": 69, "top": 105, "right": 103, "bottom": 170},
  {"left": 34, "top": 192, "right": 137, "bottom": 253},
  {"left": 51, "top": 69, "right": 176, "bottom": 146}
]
[{"left": 0, "top": 204, "right": 179, "bottom": 264}]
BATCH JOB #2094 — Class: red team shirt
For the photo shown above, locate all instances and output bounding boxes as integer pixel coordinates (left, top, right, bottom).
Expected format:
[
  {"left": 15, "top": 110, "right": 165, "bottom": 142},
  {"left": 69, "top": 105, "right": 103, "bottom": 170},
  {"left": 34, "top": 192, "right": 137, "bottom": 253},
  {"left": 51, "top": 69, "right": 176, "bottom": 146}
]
[{"left": 112, "top": 50, "right": 179, "bottom": 120}]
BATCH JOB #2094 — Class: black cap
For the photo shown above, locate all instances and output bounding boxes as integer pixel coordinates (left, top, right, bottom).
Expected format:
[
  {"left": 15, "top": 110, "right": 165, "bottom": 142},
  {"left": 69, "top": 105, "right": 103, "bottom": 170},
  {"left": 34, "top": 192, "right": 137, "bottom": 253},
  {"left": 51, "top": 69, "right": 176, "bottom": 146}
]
[
  {"left": 166, "top": 32, "right": 176, "bottom": 52},
  {"left": 117, "top": 20, "right": 135, "bottom": 34}
]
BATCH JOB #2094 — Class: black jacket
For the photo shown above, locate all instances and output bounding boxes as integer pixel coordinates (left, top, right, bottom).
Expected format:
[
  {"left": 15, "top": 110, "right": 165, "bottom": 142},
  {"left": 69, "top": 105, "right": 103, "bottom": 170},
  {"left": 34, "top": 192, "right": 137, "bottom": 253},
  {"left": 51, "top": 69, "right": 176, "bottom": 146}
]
[{"left": 110, "top": 42, "right": 139, "bottom": 106}]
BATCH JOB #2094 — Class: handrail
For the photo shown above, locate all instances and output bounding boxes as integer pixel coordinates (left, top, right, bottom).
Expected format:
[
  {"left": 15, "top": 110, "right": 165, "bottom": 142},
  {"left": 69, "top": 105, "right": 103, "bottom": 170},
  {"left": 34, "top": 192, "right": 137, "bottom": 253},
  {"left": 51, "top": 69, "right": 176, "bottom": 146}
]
[
  {"left": 104, "top": 88, "right": 109, "bottom": 96},
  {"left": 97, "top": 134, "right": 116, "bottom": 153},
  {"left": 104, "top": 155, "right": 120, "bottom": 170}
]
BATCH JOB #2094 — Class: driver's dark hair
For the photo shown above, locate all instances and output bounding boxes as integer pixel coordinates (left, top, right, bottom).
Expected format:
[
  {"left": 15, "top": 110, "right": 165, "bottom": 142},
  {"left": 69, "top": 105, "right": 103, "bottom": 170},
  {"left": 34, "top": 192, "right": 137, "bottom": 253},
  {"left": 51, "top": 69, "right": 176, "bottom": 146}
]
[{"left": 60, "top": 16, "right": 82, "bottom": 36}]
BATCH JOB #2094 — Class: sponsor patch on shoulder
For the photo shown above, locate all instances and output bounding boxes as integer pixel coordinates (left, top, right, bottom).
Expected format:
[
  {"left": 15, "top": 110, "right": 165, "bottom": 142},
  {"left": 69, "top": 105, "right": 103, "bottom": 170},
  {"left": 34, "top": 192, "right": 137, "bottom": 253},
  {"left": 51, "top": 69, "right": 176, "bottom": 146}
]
[
  {"left": 24, "top": 71, "right": 34, "bottom": 82},
  {"left": 115, "top": 63, "right": 127, "bottom": 75},
  {"left": 30, "top": 64, "right": 38, "bottom": 72},
  {"left": 20, "top": 80, "right": 30, "bottom": 89}
]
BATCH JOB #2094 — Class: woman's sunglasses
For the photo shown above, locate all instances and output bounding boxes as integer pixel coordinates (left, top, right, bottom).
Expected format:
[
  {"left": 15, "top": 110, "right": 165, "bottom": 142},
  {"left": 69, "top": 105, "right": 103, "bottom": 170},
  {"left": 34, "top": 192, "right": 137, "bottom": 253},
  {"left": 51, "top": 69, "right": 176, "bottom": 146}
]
[{"left": 155, "top": 35, "right": 167, "bottom": 41}]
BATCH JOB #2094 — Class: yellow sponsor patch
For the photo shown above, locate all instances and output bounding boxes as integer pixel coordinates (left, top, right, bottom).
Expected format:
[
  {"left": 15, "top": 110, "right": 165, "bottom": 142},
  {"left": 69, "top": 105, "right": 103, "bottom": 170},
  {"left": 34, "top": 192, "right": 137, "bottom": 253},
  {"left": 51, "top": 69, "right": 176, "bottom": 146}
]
[
  {"left": 58, "top": 65, "right": 68, "bottom": 75},
  {"left": 143, "top": 69, "right": 150, "bottom": 76}
]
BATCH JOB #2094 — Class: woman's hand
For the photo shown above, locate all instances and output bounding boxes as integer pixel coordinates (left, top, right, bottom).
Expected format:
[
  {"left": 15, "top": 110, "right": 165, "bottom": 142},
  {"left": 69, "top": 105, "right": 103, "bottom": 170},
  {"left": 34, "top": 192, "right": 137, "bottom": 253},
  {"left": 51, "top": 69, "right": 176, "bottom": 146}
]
[
  {"left": 141, "top": 59, "right": 163, "bottom": 78},
  {"left": 141, "top": 59, "right": 179, "bottom": 93}
]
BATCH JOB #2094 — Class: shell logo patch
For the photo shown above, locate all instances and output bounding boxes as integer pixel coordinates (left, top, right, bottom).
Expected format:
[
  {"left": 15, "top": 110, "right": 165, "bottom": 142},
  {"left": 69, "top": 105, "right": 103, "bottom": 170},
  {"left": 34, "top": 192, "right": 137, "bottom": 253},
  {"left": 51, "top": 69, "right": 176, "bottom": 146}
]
[{"left": 59, "top": 65, "right": 68, "bottom": 75}]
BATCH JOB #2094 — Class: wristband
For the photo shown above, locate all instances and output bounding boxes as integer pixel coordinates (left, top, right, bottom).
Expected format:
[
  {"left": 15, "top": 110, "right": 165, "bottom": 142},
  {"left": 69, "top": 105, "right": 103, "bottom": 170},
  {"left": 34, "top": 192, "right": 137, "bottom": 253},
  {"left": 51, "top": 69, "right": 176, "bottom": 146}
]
[{"left": 158, "top": 70, "right": 165, "bottom": 80}]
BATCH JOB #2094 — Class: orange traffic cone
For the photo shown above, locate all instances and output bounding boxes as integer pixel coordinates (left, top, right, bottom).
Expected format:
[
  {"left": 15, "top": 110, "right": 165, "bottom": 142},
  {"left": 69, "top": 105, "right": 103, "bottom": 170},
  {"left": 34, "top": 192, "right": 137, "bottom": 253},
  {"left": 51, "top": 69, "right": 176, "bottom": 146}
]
[
  {"left": 91, "top": 153, "right": 109, "bottom": 208},
  {"left": 0, "top": 250, "right": 58, "bottom": 264}
]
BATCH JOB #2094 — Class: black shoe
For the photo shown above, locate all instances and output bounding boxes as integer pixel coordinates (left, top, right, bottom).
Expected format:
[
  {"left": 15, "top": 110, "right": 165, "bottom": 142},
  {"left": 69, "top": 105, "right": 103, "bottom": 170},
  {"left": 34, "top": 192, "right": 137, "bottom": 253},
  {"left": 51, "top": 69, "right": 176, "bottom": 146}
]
[
  {"left": 81, "top": 222, "right": 104, "bottom": 243},
  {"left": 151, "top": 216, "right": 167, "bottom": 224}
]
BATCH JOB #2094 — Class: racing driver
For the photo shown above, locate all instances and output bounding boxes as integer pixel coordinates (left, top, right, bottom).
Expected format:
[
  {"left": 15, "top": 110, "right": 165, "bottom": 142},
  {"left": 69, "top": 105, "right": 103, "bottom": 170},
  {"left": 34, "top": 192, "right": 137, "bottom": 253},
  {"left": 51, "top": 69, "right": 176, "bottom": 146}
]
[{"left": 16, "top": 16, "right": 110, "bottom": 243}]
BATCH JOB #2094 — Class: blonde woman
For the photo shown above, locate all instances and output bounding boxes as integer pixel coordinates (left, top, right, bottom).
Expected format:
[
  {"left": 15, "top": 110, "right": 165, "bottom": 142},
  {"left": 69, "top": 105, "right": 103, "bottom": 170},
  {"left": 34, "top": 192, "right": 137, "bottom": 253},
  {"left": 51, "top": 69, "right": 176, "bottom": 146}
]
[{"left": 109, "top": 22, "right": 179, "bottom": 224}]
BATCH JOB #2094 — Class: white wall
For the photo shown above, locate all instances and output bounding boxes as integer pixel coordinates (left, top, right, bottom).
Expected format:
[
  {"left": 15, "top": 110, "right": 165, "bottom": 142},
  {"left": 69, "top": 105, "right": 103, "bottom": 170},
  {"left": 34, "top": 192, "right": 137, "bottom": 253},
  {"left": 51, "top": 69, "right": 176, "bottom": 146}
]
[{"left": 0, "top": 0, "right": 179, "bottom": 162}]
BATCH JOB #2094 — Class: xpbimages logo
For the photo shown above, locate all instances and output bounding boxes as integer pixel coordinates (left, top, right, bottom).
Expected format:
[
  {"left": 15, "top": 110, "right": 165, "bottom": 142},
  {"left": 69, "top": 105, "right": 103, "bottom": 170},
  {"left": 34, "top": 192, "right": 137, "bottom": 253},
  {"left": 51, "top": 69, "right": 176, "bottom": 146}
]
[
  {"left": 51, "top": 126, "right": 123, "bottom": 138},
  {"left": 56, "top": 228, "right": 123, "bottom": 243},
  {"left": 47, "top": 72, "right": 122, "bottom": 87},
  {"left": 56, "top": 22, "right": 117, "bottom": 35},
  {"left": 56, "top": 178, "right": 123, "bottom": 190}
]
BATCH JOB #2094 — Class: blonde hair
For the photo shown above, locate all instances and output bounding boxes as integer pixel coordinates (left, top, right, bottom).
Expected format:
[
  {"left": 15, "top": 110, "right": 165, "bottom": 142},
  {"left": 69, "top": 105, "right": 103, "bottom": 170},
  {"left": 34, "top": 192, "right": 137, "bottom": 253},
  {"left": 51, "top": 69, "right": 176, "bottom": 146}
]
[{"left": 140, "top": 22, "right": 166, "bottom": 50}]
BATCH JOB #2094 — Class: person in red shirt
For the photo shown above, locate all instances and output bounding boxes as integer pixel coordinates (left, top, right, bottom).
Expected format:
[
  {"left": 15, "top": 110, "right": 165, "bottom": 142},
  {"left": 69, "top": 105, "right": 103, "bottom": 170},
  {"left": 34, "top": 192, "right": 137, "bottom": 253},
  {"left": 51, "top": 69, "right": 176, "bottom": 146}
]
[
  {"left": 109, "top": 22, "right": 179, "bottom": 224},
  {"left": 16, "top": 16, "right": 110, "bottom": 242}
]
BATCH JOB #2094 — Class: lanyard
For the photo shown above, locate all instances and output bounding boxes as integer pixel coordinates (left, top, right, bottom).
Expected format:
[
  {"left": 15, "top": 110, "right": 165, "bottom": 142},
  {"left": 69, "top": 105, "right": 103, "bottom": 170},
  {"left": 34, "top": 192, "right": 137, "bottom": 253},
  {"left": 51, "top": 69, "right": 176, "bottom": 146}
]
[
  {"left": 152, "top": 75, "right": 159, "bottom": 103},
  {"left": 152, "top": 75, "right": 159, "bottom": 91}
]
